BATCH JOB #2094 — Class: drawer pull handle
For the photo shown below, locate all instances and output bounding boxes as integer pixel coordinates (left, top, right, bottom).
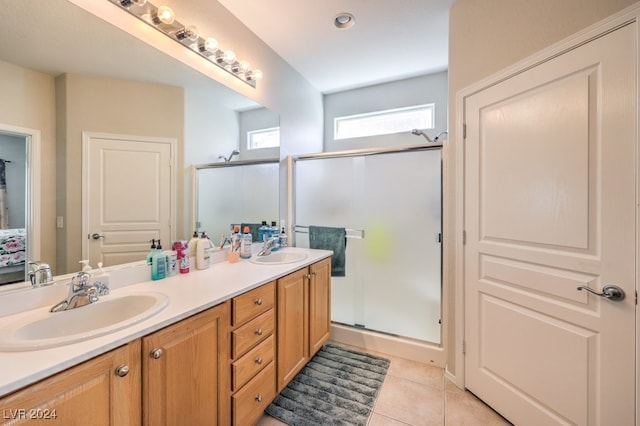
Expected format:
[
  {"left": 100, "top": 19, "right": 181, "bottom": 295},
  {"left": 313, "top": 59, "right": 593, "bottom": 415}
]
[
  {"left": 115, "top": 365, "right": 130, "bottom": 377},
  {"left": 255, "top": 357, "right": 263, "bottom": 365},
  {"left": 255, "top": 394, "right": 263, "bottom": 403},
  {"left": 255, "top": 298, "right": 263, "bottom": 306},
  {"left": 150, "top": 348, "right": 164, "bottom": 359},
  {"left": 255, "top": 328, "right": 263, "bottom": 336}
]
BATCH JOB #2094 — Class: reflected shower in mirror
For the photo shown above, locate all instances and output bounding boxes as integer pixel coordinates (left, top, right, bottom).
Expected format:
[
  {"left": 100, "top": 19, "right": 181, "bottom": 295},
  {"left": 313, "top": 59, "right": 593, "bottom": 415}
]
[{"left": 194, "top": 161, "right": 280, "bottom": 245}]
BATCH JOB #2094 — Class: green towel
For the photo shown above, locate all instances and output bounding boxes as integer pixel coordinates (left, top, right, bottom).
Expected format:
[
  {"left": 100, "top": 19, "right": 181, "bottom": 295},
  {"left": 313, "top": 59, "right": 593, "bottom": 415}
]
[{"left": 309, "top": 226, "right": 346, "bottom": 277}]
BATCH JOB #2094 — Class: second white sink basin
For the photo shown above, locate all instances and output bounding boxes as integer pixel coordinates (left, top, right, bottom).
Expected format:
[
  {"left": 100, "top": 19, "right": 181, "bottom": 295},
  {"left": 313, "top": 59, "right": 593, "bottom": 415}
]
[
  {"left": 250, "top": 251, "right": 308, "bottom": 265},
  {"left": 0, "top": 292, "right": 169, "bottom": 352}
]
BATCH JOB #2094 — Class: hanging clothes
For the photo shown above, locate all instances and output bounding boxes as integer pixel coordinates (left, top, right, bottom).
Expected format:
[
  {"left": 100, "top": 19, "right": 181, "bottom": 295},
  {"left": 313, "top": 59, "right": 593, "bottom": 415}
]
[{"left": 0, "top": 160, "right": 8, "bottom": 229}]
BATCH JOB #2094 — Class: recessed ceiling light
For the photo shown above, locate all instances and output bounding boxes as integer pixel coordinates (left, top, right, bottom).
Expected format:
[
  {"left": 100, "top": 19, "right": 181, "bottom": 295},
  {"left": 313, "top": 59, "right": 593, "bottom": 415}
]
[{"left": 334, "top": 13, "right": 355, "bottom": 29}]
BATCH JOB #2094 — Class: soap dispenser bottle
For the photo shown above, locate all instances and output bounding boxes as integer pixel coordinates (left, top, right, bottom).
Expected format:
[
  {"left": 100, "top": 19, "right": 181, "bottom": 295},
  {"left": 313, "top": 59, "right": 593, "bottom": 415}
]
[
  {"left": 92, "top": 262, "right": 110, "bottom": 295},
  {"left": 79, "top": 259, "right": 92, "bottom": 273},
  {"left": 152, "top": 240, "right": 167, "bottom": 280},
  {"left": 146, "top": 239, "right": 157, "bottom": 265}
]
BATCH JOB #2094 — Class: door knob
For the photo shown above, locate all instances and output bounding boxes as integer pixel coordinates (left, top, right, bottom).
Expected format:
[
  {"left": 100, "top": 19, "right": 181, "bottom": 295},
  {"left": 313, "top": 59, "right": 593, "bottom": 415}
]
[
  {"left": 150, "top": 348, "right": 164, "bottom": 359},
  {"left": 91, "top": 233, "right": 105, "bottom": 240},
  {"left": 115, "top": 365, "right": 130, "bottom": 377},
  {"left": 577, "top": 284, "right": 625, "bottom": 301}
]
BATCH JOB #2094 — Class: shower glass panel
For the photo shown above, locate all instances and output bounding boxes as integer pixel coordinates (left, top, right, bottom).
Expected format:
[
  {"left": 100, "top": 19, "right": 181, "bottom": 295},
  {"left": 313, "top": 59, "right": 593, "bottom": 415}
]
[
  {"left": 196, "top": 162, "right": 279, "bottom": 240},
  {"left": 294, "top": 149, "right": 441, "bottom": 344}
]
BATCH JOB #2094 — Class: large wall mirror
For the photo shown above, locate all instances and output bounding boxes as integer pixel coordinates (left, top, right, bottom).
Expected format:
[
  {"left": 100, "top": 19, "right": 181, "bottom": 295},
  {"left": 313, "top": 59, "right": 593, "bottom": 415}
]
[
  {"left": 194, "top": 160, "right": 280, "bottom": 244},
  {"left": 0, "top": 0, "right": 279, "bottom": 289}
]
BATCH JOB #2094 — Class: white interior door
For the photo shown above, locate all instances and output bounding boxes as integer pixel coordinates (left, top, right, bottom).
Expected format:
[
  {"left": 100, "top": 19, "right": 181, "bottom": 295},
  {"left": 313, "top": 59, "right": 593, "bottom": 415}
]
[
  {"left": 464, "top": 23, "right": 636, "bottom": 425},
  {"left": 83, "top": 133, "right": 175, "bottom": 267}
]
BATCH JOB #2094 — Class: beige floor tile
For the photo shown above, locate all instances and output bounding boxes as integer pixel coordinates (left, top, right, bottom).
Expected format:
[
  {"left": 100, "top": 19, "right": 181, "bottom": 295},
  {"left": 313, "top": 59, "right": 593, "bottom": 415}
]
[
  {"left": 255, "top": 414, "right": 287, "bottom": 426},
  {"left": 386, "top": 356, "right": 445, "bottom": 390},
  {"left": 374, "top": 375, "right": 444, "bottom": 425},
  {"left": 368, "top": 412, "right": 413, "bottom": 425},
  {"left": 445, "top": 390, "right": 511, "bottom": 426}
]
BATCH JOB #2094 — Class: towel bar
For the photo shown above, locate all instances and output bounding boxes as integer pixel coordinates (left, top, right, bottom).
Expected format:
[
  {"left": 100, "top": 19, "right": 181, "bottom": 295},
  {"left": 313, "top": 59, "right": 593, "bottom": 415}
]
[{"left": 293, "top": 225, "right": 364, "bottom": 239}]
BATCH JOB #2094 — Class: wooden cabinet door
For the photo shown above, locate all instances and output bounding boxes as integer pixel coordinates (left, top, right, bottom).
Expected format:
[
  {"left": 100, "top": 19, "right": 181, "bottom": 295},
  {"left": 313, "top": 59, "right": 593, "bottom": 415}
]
[
  {"left": 142, "top": 302, "right": 229, "bottom": 426},
  {"left": 0, "top": 341, "right": 141, "bottom": 426},
  {"left": 309, "top": 257, "right": 331, "bottom": 356},
  {"left": 276, "top": 267, "right": 309, "bottom": 391}
]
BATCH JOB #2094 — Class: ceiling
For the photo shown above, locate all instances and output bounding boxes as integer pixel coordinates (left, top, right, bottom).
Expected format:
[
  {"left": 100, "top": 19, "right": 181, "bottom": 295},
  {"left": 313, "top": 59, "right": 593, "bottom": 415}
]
[
  {"left": 0, "top": 0, "right": 453, "bottom": 102},
  {"left": 218, "top": 0, "right": 454, "bottom": 93}
]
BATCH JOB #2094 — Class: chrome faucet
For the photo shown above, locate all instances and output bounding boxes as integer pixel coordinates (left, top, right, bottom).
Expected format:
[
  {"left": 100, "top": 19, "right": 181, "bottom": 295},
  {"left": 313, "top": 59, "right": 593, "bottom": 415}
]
[
  {"left": 27, "top": 261, "right": 55, "bottom": 287},
  {"left": 50, "top": 272, "right": 99, "bottom": 313},
  {"left": 257, "top": 236, "right": 279, "bottom": 256}
]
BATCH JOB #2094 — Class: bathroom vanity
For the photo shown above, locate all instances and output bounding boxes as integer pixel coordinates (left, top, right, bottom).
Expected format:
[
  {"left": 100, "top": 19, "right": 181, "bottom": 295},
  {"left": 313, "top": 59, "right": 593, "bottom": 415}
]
[{"left": 0, "top": 247, "right": 332, "bottom": 425}]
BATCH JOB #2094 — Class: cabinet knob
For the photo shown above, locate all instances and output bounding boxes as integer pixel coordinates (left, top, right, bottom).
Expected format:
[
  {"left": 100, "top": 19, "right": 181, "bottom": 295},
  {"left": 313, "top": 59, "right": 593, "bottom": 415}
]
[
  {"left": 150, "top": 348, "right": 164, "bottom": 359},
  {"left": 255, "top": 357, "right": 263, "bottom": 365},
  {"left": 255, "top": 328, "right": 263, "bottom": 336},
  {"left": 254, "top": 298, "right": 263, "bottom": 306},
  {"left": 305, "top": 273, "right": 312, "bottom": 280},
  {"left": 115, "top": 365, "right": 130, "bottom": 377},
  {"left": 255, "top": 394, "right": 263, "bottom": 403}
]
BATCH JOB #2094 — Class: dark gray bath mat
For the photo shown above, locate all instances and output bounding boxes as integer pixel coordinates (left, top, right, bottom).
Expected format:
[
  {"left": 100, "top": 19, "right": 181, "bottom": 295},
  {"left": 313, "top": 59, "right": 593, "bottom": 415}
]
[{"left": 265, "top": 343, "right": 390, "bottom": 425}]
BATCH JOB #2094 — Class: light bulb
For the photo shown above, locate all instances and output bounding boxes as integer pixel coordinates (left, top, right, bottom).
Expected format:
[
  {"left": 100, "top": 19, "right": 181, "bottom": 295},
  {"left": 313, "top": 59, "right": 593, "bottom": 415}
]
[
  {"left": 248, "top": 69, "right": 263, "bottom": 81},
  {"left": 223, "top": 50, "right": 236, "bottom": 64},
  {"left": 153, "top": 5, "right": 175, "bottom": 25},
  {"left": 238, "top": 61, "right": 250, "bottom": 73},
  {"left": 203, "top": 37, "right": 218, "bottom": 53}
]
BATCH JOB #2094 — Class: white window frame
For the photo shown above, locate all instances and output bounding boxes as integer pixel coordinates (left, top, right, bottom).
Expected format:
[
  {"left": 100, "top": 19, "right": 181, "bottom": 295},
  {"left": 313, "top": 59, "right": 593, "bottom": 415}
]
[
  {"left": 247, "top": 127, "right": 280, "bottom": 150},
  {"left": 334, "top": 104, "right": 435, "bottom": 140}
]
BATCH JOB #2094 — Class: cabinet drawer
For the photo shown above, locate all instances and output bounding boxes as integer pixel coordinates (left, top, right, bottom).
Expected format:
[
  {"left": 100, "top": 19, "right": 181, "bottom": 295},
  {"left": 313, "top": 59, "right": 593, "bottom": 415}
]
[
  {"left": 232, "top": 281, "right": 275, "bottom": 326},
  {"left": 232, "top": 362, "right": 276, "bottom": 426},
  {"left": 232, "top": 309, "right": 275, "bottom": 359},
  {"left": 232, "top": 334, "right": 275, "bottom": 392}
]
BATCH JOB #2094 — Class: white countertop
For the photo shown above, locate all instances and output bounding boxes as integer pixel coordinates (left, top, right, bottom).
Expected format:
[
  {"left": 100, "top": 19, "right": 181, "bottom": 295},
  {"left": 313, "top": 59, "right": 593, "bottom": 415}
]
[{"left": 0, "top": 247, "right": 332, "bottom": 397}]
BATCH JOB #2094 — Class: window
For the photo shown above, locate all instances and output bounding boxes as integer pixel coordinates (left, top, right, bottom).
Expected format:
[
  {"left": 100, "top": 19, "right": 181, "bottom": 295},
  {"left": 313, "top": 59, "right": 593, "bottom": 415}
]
[
  {"left": 334, "top": 104, "right": 434, "bottom": 140},
  {"left": 247, "top": 127, "right": 280, "bottom": 150}
]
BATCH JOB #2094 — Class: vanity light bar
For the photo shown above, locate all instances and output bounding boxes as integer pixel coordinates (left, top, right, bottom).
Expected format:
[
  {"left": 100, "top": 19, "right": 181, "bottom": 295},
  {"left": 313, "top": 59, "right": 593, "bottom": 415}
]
[{"left": 108, "top": 0, "right": 262, "bottom": 87}]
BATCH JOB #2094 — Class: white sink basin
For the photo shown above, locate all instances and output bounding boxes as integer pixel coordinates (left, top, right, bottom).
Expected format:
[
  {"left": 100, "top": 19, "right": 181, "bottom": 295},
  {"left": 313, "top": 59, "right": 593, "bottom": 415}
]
[
  {"left": 0, "top": 292, "right": 169, "bottom": 352},
  {"left": 250, "top": 251, "right": 308, "bottom": 265}
]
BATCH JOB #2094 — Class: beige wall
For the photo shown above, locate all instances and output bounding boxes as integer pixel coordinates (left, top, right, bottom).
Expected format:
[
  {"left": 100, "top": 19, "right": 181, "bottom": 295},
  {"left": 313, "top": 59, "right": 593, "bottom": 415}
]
[
  {"left": 56, "top": 74, "right": 184, "bottom": 273},
  {"left": 445, "top": 0, "right": 637, "bottom": 377},
  {"left": 0, "top": 60, "right": 56, "bottom": 273}
]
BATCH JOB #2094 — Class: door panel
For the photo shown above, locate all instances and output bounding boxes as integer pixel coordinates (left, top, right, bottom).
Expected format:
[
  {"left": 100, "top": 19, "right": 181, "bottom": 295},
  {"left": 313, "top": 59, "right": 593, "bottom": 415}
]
[{"left": 464, "top": 24, "right": 635, "bottom": 425}]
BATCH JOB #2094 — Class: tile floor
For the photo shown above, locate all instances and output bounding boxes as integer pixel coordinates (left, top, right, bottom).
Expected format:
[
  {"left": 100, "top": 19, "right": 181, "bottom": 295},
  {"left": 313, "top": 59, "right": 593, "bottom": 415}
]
[{"left": 257, "top": 343, "right": 511, "bottom": 426}]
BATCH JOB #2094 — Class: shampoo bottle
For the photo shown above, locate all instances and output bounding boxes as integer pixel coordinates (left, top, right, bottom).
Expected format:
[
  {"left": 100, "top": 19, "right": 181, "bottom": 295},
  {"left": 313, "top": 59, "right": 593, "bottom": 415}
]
[
  {"left": 240, "top": 226, "right": 252, "bottom": 259},
  {"left": 152, "top": 240, "right": 167, "bottom": 280},
  {"left": 187, "top": 231, "right": 200, "bottom": 263}
]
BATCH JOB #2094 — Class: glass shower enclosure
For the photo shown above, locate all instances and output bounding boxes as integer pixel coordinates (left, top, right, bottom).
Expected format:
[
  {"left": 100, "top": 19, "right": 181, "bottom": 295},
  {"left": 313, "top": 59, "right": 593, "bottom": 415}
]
[{"left": 293, "top": 147, "right": 442, "bottom": 344}]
